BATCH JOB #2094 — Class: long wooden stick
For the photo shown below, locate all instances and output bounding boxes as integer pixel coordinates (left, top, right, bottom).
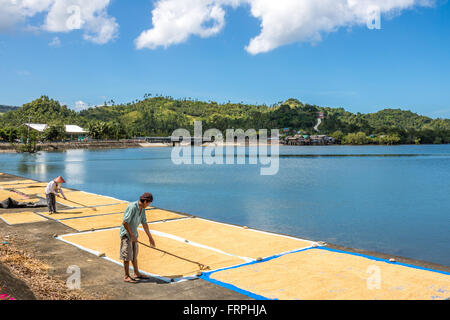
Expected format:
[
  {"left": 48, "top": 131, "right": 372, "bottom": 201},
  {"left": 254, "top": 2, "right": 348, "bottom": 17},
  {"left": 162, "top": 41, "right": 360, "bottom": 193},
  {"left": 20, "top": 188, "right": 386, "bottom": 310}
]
[
  {"left": 138, "top": 241, "right": 210, "bottom": 271},
  {"left": 62, "top": 198, "right": 97, "bottom": 211}
]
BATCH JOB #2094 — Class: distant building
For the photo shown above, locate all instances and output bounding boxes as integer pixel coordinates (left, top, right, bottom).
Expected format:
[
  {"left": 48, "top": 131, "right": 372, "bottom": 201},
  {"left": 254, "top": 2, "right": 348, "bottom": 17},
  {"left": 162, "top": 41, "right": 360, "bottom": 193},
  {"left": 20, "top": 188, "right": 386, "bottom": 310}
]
[
  {"left": 24, "top": 123, "right": 88, "bottom": 140},
  {"left": 284, "top": 134, "right": 334, "bottom": 145},
  {"left": 25, "top": 123, "right": 87, "bottom": 134}
]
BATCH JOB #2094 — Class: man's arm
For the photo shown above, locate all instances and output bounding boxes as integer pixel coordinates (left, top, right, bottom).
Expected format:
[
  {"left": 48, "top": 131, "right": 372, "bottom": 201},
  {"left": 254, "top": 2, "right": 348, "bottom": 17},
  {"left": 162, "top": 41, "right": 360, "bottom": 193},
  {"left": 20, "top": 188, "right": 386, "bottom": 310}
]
[
  {"left": 142, "top": 223, "right": 155, "bottom": 247},
  {"left": 122, "top": 205, "right": 136, "bottom": 240},
  {"left": 122, "top": 221, "right": 137, "bottom": 242},
  {"left": 57, "top": 186, "right": 67, "bottom": 200}
]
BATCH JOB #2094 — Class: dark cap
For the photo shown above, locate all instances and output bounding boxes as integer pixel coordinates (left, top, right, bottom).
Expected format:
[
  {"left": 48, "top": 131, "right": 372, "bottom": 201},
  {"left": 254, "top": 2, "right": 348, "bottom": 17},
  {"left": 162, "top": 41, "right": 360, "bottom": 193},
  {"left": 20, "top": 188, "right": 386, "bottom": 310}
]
[{"left": 140, "top": 192, "right": 153, "bottom": 203}]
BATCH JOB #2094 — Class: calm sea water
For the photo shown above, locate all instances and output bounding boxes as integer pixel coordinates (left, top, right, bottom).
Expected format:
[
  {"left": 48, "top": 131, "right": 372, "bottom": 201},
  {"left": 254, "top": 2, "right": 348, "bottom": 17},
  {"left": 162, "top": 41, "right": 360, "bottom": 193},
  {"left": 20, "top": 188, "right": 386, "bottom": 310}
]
[{"left": 0, "top": 145, "right": 449, "bottom": 266}]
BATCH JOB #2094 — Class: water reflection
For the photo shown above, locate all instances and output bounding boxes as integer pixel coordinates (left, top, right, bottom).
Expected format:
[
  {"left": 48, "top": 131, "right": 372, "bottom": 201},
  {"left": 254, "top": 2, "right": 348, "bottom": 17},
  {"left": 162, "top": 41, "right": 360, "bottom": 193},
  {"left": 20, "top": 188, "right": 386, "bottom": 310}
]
[
  {"left": 64, "top": 150, "right": 86, "bottom": 185},
  {"left": 16, "top": 153, "right": 49, "bottom": 179}
]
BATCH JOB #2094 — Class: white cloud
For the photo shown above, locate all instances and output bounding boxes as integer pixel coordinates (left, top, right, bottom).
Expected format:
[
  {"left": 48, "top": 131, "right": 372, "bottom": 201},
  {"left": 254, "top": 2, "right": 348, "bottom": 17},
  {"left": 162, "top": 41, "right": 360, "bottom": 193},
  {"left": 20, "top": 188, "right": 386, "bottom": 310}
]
[
  {"left": 244, "top": 0, "right": 435, "bottom": 54},
  {"left": 73, "top": 100, "right": 90, "bottom": 111},
  {"left": 0, "top": 0, "right": 51, "bottom": 31},
  {"left": 43, "top": 0, "right": 118, "bottom": 44},
  {"left": 135, "top": 0, "right": 234, "bottom": 49},
  {"left": 72, "top": 100, "right": 107, "bottom": 111},
  {"left": 135, "top": 0, "right": 435, "bottom": 54},
  {"left": 0, "top": 0, "right": 118, "bottom": 44},
  {"left": 49, "top": 36, "right": 61, "bottom": 47}
]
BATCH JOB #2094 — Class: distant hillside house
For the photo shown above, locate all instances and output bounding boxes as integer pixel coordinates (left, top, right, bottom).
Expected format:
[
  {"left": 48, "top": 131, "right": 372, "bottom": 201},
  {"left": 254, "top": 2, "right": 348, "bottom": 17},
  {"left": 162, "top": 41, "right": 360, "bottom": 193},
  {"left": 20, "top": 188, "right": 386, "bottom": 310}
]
[
  {"left": 284, "top": 134, "right": 334, "bottom": 145},
  {"left": 25, "top": 123, "right": 87, "bottom": 140}
]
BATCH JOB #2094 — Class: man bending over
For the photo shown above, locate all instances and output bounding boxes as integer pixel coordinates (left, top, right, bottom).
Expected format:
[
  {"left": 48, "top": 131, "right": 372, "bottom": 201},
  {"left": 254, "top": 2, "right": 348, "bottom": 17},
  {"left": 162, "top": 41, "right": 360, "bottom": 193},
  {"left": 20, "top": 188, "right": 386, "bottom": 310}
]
[{"left": 45, "top": 176, "right": 67, "bottom": 214}]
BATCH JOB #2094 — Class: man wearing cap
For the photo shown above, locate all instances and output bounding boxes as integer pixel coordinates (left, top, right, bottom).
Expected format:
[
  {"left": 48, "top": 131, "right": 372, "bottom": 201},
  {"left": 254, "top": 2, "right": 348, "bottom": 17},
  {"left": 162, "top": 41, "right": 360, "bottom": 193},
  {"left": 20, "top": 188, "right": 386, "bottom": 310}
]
[
  {"left": 45, "top": 176, "right": 67, "bottom": 215},
  {"left": 120, "top": 192, "right": 156, "bottom": 283}
]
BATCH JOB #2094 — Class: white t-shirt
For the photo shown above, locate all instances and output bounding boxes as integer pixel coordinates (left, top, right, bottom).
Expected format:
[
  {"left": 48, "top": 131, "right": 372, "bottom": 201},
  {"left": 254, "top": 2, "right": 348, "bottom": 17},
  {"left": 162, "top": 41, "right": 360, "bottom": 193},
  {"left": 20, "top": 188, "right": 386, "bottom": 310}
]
[{"left": 45, "top": 180, "right": 66, "bottom": 198}]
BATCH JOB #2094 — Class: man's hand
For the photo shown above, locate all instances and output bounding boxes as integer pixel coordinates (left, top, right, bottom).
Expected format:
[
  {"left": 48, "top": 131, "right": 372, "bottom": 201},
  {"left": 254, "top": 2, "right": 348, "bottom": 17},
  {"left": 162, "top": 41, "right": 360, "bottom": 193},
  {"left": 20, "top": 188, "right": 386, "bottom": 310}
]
[
  {"left": 148, "top": 236, "right": 155, "bottom": 247},
  {"left": 130, "top": 233, "right": 138, "bottom": 243},
  {"left": 142, "top": 223, "right": 155, "bottom": 247}
]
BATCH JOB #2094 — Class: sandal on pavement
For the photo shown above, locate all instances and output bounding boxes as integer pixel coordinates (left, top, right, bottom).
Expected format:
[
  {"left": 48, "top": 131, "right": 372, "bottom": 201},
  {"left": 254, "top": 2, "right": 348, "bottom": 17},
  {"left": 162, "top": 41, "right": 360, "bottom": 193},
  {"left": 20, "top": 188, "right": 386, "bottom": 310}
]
[{"left": 124, "top": 277, "right": 138, "bottom": 283}]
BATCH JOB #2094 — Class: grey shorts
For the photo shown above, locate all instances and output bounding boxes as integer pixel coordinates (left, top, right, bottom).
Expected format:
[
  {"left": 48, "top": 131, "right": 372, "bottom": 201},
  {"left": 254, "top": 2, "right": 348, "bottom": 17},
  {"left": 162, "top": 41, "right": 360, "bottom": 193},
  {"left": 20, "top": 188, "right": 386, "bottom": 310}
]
[
  {"left": 119, "top": 236, "right": 139, "bottom": 262},
  {"left": 46, "top": 193, "right": 56, "bottom": 213}
]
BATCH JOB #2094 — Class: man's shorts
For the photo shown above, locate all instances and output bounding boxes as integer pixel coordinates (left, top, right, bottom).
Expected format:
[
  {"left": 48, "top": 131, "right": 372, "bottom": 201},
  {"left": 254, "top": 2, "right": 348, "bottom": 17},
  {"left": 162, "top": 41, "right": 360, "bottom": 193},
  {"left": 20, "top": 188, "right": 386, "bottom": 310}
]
[{"left": 120, "top": 235, "right": 139, "bottom": 262}]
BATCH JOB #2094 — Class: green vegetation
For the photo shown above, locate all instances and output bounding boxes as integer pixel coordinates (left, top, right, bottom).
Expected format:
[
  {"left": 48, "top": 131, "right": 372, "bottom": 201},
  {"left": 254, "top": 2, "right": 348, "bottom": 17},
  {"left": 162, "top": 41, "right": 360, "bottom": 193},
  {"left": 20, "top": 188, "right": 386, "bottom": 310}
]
[
  {"left": 0, "top": 127, "right": 18, "bottom": 143},
  {"left": 0, "top": 105, "right": 18, "bottom": 114},
  {"left": 13, "top": 128, "right": 40, "bottom": 153},
  {"left": 42, "top": 123, "right": 66, "bottom": 142},
  {"left": 0, "top": 95, "right": 449, "bottom": 145}
]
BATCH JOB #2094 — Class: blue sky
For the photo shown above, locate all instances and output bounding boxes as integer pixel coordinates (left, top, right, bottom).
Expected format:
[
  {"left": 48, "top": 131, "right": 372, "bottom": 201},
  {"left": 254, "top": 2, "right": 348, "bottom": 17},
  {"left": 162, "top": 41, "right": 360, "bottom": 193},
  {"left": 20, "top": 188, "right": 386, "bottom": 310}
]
[{"left": 0, "top": 0, "right": 449, "bottom": 118}]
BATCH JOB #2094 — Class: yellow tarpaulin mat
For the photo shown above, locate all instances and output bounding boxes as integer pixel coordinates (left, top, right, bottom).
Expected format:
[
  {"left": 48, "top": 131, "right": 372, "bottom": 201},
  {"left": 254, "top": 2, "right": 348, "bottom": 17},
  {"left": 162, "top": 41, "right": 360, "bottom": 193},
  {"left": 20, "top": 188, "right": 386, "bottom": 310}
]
[
  {"left": 0, "top": 179, "right": 37, "bottom": 186},
  {"left": 38, "top": 204, "right": 157, "bottom": 220},
  {"left": 13, "top": 187, "right": 47, "bottom": 195},
  {"left": 208, "top": 248, "right": 450, "bottom": 300},
  {"left": 38, "top": 191, "right": 126, "bottom": 207},
  {"left": 38, "top": 203, "right": 131, "bottom": 220},
  {"left": 0, "top": 190, "right": 22, "bottom": 200},
  {"left": 18, "top": 188, "right": 76, "bottom": 196},
  {"left": 4, "top": 183, "right": 48, "bottom": 189},
  {"left": 60, "top": 210, "right": 184, "bottom": 231},
  {"left": 60, "top": 229, "right": 245, "bottom": 278},
  {"left": 0, "top": 212, "right": 48, "bottom": 225},
  {"left": 16, "top": 198, "right": 42, "bottom": 203},
  {"left": 150, "top": 218, "right": 314, "bottom": 260},
  {"left": 0, "top": 190, "right": 39, "bottom": 202},
  {"left": 146, "top": 209, "right": 185, "bottom": 221},
  {"left": 10, "top": 183, "right": 60, "bottom": 196}
]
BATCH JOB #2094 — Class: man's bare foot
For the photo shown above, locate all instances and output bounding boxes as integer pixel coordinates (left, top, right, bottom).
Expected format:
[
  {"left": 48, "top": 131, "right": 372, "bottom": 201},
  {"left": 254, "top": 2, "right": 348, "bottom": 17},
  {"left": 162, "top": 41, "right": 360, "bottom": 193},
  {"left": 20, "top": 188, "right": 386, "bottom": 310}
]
[{"left": 124, "top": 276, "right": 138, "bottom": 283}]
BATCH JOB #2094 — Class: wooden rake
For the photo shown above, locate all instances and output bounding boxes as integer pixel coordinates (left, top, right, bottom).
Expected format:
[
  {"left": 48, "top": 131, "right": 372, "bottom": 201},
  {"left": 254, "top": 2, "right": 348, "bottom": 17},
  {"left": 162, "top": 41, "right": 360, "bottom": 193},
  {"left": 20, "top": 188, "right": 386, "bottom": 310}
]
[
  {"left": 62, "top": 198, "right": 98, "bottom": 211},
  {"left": 138, "top": 241, "right": 210, "bottom": 271}
]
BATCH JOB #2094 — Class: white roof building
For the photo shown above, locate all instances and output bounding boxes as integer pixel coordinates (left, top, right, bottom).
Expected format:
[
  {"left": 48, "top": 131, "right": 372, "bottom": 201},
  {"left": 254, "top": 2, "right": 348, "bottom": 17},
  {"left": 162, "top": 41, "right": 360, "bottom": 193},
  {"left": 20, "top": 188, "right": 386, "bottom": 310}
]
[
  {"left": 64, "top": 125, "right": 87, "bottom": 134},
  {"left": 25, "top": 123, "right": 87, "bottom": 134}
]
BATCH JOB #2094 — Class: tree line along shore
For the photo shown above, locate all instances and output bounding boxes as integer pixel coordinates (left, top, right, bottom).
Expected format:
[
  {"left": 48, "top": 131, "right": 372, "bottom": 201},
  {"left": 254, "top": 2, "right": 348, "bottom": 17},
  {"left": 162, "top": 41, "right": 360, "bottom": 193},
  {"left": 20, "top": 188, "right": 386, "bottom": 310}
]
[{"left": 0, "top": 96, "right": 449, "bottom": 150}]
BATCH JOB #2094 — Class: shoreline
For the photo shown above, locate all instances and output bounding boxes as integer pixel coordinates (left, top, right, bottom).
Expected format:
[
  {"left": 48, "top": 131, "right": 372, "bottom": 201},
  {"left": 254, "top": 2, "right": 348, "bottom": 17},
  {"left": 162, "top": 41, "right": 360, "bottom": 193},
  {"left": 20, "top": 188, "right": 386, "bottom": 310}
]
[
  {"left": 0, "top": 141, "right": 448, "bottom": 154},
  {"left": 0, "top": 141, "right": 143, "bottom": 153}
]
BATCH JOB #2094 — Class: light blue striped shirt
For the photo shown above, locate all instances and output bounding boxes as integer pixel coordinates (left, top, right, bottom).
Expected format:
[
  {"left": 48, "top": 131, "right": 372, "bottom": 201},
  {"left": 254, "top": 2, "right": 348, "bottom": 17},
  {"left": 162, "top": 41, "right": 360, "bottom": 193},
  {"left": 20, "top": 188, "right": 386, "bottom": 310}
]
[{"left": 119, "top": 201, "right": 147, "bottom": 239}]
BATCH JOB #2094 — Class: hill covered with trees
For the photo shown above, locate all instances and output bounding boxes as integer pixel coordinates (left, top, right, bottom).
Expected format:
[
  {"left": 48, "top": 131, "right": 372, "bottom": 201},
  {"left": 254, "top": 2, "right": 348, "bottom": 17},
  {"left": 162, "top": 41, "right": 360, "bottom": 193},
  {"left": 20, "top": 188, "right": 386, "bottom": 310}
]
[
  {"left": 0, "top": 95, "right": 448, "bottom": 145},
  {"left": 0, "top": 105, "right": 18, "bottom": 114}
]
